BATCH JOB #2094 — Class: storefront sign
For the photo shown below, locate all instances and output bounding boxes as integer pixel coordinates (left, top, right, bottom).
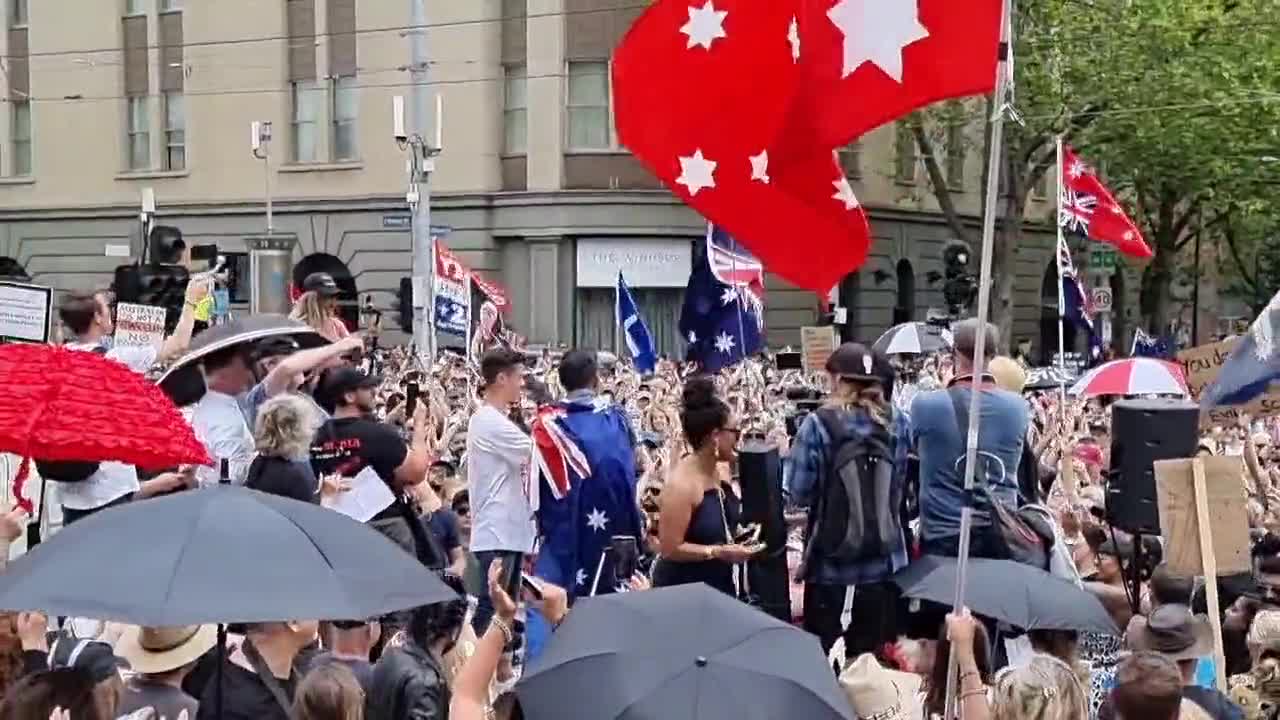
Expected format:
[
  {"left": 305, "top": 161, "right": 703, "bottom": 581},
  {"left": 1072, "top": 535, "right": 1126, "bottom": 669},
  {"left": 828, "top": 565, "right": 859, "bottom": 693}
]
[
  {"left": 576, "top": 238, "right": 692, "bottom": 288},
  {"left": 0, "top": 282, "right": 51, "bottom": 344},
  {"left": 800, "top": 326, "right": 838, "bottom": 373}
]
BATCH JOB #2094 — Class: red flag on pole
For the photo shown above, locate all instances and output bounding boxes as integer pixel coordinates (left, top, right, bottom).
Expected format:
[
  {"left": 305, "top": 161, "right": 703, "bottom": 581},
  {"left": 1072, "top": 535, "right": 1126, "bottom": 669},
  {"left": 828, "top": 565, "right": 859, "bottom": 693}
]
[{"left": 1059, "top": 145, "right": 1152, "bottom": 259}]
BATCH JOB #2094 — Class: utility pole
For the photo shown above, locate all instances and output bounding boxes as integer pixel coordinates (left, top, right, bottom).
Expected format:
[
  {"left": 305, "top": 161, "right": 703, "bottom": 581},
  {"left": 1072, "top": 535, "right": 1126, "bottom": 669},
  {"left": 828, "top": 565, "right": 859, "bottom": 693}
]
[
  {"left": 249, "top": 120, "right": 294, "bottom": 315},
  {"left": 407, "top": 0, "right": 437, "bottom": 365}
]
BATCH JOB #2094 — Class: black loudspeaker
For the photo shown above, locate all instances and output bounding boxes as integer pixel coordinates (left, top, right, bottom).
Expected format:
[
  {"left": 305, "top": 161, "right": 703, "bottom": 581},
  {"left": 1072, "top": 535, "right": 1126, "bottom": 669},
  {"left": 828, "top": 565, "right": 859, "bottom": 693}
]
[
  {"left": 1107, "top": 398, "right": 1200, "bottom": 535},
  {"left": 737, "top": 442, "right": 786, "bottom": 552},
  {"left": 737, "top": 442, "right": 792, "bottom": 622}
]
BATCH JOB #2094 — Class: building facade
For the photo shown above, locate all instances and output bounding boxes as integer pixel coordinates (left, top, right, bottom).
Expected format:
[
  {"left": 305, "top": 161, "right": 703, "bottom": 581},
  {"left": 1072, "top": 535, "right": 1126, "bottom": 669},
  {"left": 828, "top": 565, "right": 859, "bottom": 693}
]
[{"left": 0, "top": 0, "right": 1132, "bottom": 356}]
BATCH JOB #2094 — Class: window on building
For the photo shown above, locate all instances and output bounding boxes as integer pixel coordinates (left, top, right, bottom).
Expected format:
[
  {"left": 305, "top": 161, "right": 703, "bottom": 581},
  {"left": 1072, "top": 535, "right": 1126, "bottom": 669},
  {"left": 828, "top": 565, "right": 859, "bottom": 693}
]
[
  {"left": 126, "top": 95, "right": 150, "bottom": 170},
  {"left": 331, "top": 76, "right": 358, "bottom": 161},
  {"left": 567, "top": 61, "right": 611, "bottom": 150},
  {"left": 125, "top": 0, "right": 145, "bottom": 15},
  {"left": 894, "top": 121, "right": 917, "bottom": 184},
  {"left": 503, "top": 65, "right": 527, "bottom": 155},
  {"left": 163, "top": 91, "right": 185, "bottom": 170},
  {"left": 838, "top": 140, "right": 862, "bottom": 180},
  {"left": 291, "top": 81, "right": 321, "bottom": 163},
  {"left": 9, "top": 0, "right": 26, "bottom": 25},
  {"left": 11, "top": 101, "right": 30, "bottom": 176},
  {"left": 160, "top": 0, "right": 180, "bottom": 9},
  {"left": 946, "top": 121, "right": 965, "bottom": 190}
]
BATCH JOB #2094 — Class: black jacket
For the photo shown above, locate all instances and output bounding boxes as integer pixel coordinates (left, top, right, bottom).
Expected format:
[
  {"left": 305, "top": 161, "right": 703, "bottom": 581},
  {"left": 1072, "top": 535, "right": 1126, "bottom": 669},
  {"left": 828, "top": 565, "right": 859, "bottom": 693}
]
[{"left": 367, "top": 641, "right": 450, "bottom": 720}]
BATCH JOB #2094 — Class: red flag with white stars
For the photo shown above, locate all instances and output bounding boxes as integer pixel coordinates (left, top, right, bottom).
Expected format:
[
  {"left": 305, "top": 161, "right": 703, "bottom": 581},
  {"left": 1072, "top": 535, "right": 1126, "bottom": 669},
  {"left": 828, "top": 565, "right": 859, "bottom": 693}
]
[
  {"left": 1059, "top": 145, "right": 1152, "bottom": 259},
  {"left": 613, "top": 0, "right": 871, "bottom": 292},
  {"left": 777, "top": 0, "right": 1004, "bottom": 155}
]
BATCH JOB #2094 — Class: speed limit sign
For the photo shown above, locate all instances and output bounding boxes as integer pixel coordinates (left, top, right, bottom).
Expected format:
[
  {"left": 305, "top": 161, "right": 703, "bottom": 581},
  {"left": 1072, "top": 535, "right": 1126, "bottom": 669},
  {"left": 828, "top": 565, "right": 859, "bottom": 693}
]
[{"left": 1090, "top": 287, "right": 1113, "bottom": 312}]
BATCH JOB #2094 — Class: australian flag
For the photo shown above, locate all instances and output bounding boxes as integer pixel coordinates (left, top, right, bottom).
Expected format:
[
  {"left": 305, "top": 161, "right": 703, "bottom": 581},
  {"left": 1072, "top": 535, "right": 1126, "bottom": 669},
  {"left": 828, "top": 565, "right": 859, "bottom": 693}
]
[
  {"left": 680, "top": 226, "right": 764, "bottom": 372},
  {"left": 1130, "top": 328, "right": 1172, "bottom": 359},
  {"left": 1201, "top": 290, "right": 1280, "bottom": 410},
  {"left": 1058, "top": 236, "right": 1102, "bottom": 362},
  {"left": 616, "top": 272, "right": 657, "bottom": 375}
]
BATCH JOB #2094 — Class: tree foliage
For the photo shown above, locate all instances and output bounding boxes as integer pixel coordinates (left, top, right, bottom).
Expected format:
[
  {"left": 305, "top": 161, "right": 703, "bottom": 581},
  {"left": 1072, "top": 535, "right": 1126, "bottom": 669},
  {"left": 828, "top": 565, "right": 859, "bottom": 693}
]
[{"left": 911, "top": 0, "right": 1280, "bottom": 347}]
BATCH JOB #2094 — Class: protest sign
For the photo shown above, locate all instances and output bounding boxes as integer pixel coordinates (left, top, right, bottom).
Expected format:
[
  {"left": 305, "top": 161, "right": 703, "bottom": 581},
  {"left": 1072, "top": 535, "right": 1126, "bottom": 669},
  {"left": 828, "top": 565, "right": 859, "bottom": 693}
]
[
  {"left": 1154, "top": 456, "right": 1251, "bottom": 578},
  {"left": 0, "top": 282, "right": 52, "bottom": 344},
  {"left": 1176, "top": 337, "right": 1280, "bottom": 424},
  {"left": 800, "top": 326, "right": 837, "bottom": 373},
  {"left": 114, "top": 303, "right": 167, "bottom": 350}
]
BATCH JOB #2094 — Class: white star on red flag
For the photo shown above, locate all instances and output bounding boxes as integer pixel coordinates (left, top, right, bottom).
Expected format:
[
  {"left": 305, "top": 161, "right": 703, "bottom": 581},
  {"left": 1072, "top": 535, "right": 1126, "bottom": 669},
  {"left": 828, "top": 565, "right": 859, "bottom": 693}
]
[
  {"left": 832, "top": 176, "right": 860, "bottom": 210},
  {"left": 676, "top": 150, "right": 717, "bottom": 196},
  {"left": 826, "top": 0, "right": 930, "bottom": 81},
  {"left": 788, "top": 16, "right": 800, "bottom": 62},
  {"left": 749, "top": 150, "right": 770, "bottom": 183},
  {"left": 680, "top": 1, "right": 728, "bottom": 50}
]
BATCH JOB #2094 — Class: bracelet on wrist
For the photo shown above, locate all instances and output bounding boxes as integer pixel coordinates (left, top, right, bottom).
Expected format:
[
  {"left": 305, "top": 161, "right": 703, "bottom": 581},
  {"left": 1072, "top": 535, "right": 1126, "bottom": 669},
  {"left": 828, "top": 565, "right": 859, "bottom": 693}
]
[{"left": 490, "top": 616, "right": 514, "bottom": 646}]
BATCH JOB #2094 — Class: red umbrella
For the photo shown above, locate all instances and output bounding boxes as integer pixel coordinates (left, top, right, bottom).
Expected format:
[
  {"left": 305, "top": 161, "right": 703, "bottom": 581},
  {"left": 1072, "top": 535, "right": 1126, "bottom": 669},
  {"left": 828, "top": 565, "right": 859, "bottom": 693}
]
[
  {"left": 0, "top": 344, "right": 210, "bottom": 512},
  {"left": 1068, "top": 358, "right": 1190, "bottom": 398}
]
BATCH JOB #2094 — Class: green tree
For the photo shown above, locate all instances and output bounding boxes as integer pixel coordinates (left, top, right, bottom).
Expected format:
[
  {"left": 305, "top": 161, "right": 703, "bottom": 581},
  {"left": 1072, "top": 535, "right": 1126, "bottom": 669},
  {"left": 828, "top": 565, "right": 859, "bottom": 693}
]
[{"left": 910, "top": 0, "right": 1280, "bottom": 346}]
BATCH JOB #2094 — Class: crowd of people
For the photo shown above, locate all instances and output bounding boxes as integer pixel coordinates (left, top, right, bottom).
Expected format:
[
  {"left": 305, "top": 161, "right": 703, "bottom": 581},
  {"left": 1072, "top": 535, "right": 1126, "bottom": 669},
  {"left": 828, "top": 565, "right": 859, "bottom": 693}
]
[{"left": 2, "top": 270, "right": 1280, "bottom": 720}]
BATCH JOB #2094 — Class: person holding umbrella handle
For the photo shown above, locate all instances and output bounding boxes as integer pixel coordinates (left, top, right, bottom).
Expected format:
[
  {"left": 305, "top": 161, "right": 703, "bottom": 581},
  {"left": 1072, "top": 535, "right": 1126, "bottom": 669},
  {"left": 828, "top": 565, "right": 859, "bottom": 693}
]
[{"left": 947, "top": 611, "right": 991, "bottom": 719}]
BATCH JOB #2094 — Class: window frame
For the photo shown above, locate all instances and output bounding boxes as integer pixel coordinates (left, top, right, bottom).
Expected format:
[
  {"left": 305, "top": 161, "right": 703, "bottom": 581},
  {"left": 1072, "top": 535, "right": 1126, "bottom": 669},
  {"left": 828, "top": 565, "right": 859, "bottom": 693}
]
[
  {"left": 503, "top": 64, "right": 528, "bottom": 156},
  {"left": 163, "top": 91, "right": 185, "bottom": 171},
  {"left": 894, "top": 121, "right": 918, "bottom": 185},
  {"left": 945, "top": 121, "right": 966, "bottom": 191},
  {"left": 565, "top": 60, "right": 616, "bottom": 152},
  {"left": 124, "top": 0, "right": 146, "bottom": 16},
  {"left": 10, "top": 100, "right": 31, "bottom": 176},
  {"left": 159, "top": 0, "right": 181, "bottom": 10},
  {"left": 126, "top": 95, "right": 151, "bottom": 171},
  {"left": 330, "top": 75, "right": 359, "bottom": 162},
  {"left": 9, "top": 0, "right": 26, "bottom": 26},
  {"left": 290, "top": 81, "right": 322, "bottom": 164}
]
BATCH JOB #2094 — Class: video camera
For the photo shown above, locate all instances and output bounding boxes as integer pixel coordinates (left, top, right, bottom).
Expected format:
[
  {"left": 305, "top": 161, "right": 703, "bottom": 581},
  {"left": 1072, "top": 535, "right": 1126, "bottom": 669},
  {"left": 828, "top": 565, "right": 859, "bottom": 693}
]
[{"left": 783, "top": 386, "right": 825, "bottom": 437}]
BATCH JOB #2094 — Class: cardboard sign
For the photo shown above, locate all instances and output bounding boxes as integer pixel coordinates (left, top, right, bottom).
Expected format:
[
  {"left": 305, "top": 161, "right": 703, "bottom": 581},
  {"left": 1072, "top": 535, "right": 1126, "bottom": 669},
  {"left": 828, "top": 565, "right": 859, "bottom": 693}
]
[
  {"left": 114, "top": 303, "right": 167, "bottom": 350},
  {"left": 800, "top": 326, "right": 837, "bottom": 373},
  {"left": 1154, "top": 456, "right": 1251, "bottom": 577},
  {"left": 0, "top": 282, "right": 52, "bottom": 344},
  {"left": 1176, "top": 337, "right": 1280, "bottom": 424}
]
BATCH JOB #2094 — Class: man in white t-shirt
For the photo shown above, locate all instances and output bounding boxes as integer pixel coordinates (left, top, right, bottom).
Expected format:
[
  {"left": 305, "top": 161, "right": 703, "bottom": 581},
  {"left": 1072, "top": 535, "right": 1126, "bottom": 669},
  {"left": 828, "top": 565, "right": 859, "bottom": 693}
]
[
  {"left": 54, "top": 285, "right": 206, "bottom": 524},
  {"left": 466, "top": 347, "right": 532, "bottom": 635}
]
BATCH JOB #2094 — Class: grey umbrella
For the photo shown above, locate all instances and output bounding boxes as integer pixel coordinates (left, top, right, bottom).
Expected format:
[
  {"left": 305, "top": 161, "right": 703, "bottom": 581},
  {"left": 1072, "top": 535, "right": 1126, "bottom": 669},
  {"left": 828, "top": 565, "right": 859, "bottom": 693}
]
[
  {"left": 893, "top": 556, "right": 1119, "bottom": 635},
  {"left": 157, "top": 314, "right": 328, "bottom": 406},
  {"left": 517, "top": 584, "right": 853, "bottom": 720},
  {"left": 0, "top": 487, "right": 456, "bottom": 625}
]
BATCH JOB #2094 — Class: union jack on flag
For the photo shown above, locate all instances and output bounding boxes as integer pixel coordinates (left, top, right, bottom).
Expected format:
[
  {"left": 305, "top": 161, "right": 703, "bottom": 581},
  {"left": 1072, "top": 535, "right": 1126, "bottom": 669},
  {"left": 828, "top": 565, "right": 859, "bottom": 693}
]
[
  {"left": 531, "top": 407, "right": 591, "bottom": 503},
  {"left": 1059, "top": 189, "right": 1098, "bottom": 236},
  {"left": 706, "top": 224, "right": 765, "bottom": 328}
]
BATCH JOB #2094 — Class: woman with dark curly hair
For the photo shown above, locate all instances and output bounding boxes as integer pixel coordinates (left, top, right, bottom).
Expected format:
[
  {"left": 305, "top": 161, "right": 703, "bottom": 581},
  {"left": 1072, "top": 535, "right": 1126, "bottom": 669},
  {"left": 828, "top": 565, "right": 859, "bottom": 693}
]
[
  {"left": 366, "top": 575, "right": 469, "bottom": 720},
  {"left": 652, "top": 376, "right": 761, "bottom": 596}
]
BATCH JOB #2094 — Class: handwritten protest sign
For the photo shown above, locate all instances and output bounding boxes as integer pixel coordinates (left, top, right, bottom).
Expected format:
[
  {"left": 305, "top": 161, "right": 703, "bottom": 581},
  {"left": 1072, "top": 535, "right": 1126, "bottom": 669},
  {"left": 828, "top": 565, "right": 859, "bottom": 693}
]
[
  {"left": 0, "top": 282, "right": 51, "bottom": 344},
  {"left": 800, "top": 326, "right": 837, "bottom": 373},
  {"left": 114, "top": 303, "right": 167, "bottom": 351},
  {"left": 1176, "top": 337, "right": 1280, "bottom": 425}
]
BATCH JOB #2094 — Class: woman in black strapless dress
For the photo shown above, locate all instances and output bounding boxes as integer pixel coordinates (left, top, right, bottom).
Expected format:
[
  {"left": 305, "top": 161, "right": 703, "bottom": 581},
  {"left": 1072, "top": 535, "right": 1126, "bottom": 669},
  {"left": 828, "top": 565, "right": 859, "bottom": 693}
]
[{"left": 653, "top": 376, "right": 760, "bottom": 596}]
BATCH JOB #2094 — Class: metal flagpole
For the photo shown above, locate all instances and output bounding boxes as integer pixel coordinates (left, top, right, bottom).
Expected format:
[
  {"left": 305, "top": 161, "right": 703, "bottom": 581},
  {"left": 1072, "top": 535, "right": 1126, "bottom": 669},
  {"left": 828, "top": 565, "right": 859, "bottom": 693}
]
[
  {"left": 944, "top": 0, "right": 1014, "bottom": 715},
  {"left": 1055, "top": 136, "right": 1070, "bottom": 420}
]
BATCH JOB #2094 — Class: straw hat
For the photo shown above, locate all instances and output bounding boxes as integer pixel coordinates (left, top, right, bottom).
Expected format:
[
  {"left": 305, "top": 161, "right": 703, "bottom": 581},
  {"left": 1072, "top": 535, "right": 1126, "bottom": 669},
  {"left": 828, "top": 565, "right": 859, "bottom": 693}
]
[
  {"left": 115, "top": 624, "right": 218, "bottom": 675},
  {"left": 839, "top": 653, "right": 922, "bottom": 720}
]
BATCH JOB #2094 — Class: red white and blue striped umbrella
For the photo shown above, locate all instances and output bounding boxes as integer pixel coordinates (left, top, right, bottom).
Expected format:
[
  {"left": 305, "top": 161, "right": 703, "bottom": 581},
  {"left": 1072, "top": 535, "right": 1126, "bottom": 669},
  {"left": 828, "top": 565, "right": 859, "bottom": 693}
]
[{"left": 1068, "top": 358, "right": 1189, "bottom": 398}]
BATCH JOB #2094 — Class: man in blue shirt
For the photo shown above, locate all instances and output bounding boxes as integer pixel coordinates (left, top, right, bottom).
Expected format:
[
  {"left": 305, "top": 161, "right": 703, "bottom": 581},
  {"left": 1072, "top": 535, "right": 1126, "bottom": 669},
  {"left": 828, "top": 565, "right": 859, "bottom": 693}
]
[{"left": 910, "top": 318, "right": 1029, "bottom": 558}]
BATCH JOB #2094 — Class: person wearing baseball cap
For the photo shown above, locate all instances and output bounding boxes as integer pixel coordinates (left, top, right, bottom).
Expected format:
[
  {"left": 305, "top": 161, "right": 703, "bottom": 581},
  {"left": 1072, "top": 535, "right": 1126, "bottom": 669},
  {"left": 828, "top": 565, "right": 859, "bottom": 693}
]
[
  {"left": 786, "top": 341, "right": 907, "bottom": 658},
  {"left": 291, "top": 272, "right": 350, "bottom": 342}
]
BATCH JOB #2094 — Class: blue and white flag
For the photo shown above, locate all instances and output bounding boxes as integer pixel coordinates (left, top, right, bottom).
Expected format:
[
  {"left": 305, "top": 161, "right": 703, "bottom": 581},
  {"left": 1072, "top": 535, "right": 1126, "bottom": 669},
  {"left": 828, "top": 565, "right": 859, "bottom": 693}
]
[
  {"left": 679, "top": 242, "right": 763, "bottom": 373},
  {"left": 1202, "top": 290, "right": 1280, "bottom": 410},
  {"left": 615, "top": 272, "right": 657, "bottom": 375}
]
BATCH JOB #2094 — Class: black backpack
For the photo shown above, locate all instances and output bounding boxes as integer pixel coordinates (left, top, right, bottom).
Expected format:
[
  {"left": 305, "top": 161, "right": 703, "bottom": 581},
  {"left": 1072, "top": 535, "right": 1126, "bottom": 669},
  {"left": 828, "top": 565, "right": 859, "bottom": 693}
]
[{"left": 806, "top": 407, "right": 901, "bottom": 563}]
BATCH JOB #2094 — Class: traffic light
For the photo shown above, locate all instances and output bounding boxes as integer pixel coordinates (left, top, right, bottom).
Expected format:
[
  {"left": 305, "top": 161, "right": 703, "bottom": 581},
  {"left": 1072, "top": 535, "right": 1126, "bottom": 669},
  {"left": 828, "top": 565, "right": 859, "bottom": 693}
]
[
  {"left": 397, "top": 277, "right": 413, "bottom": 333},
  {"left": 941, "top": 240, "right": 976, "bottom": 317},
  {"left": 112, "top": 263, "right": 190, "bottom": 333}
]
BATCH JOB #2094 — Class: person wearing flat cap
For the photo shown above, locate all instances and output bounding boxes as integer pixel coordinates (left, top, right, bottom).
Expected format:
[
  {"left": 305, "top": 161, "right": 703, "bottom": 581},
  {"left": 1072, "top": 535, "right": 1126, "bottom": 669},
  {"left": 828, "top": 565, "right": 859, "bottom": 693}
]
[
  {"left": 785, "top": 341, "right": 908, "bottom": 658},
  {"left": 116, "top": 624, "right": 218, "bottom": 720},
  {"left": 291, "top": 272, "right": 351, "bottom": 343},
  {"left": 1126, "top": 604, "right": 1244, "bottom": 720}
]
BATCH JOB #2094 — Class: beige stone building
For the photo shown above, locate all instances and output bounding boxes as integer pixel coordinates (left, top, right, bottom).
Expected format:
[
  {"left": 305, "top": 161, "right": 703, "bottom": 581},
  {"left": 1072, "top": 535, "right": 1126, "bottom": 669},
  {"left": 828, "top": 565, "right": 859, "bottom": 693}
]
[{"left": 0, "top": 0, "right": 1128, "bottom": 357}]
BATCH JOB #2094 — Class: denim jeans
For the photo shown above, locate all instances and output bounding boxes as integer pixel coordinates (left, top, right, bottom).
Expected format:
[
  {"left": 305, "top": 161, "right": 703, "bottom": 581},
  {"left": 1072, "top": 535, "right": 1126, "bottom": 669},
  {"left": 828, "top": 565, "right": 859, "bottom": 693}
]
[{"left": 471, "top": 550, "right": 523, "bottom": 637}]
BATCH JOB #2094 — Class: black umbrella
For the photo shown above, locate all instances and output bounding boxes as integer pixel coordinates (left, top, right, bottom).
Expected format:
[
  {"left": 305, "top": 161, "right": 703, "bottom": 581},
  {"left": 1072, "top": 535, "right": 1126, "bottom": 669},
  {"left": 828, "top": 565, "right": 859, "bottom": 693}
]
[
  {"left": 0, "top": 487, "right": 455, "bottom": 625},
  {"left": 893, "top": 556, "right": 1119, "bottom": 635},
  {"left": 517, "top": 584, "right": 853, "bottom": 720},
  {"left": 158, "top": 314, "right": 327, "bottom": 406}
]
